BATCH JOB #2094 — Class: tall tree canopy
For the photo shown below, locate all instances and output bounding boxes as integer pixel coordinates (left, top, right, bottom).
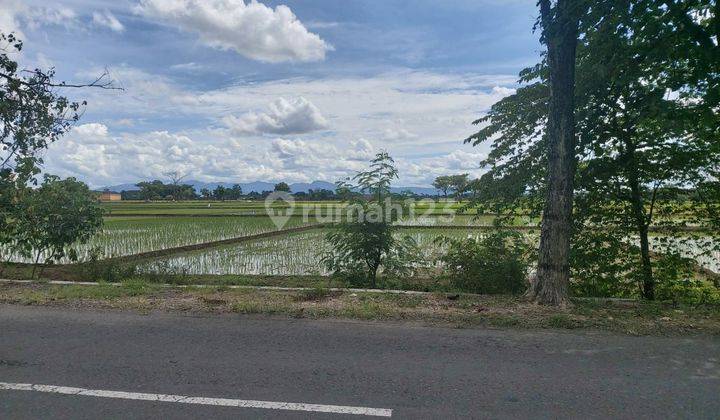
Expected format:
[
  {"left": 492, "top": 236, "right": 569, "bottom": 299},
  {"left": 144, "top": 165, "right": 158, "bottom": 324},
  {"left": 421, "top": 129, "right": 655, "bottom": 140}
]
[{"left": 467, "top": 0, "right": 720, "bottom": 301}]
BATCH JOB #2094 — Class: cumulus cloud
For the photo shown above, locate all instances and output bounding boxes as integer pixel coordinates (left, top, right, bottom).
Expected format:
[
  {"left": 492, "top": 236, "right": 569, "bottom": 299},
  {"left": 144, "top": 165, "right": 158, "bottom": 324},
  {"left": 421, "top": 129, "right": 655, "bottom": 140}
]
[
  {"left": 44, "top": 125, "right": 214, "bottom": 185},
  {"left": 43, "top": 125, "right": 375, "bottom": 187},
  {"left": 134, "top": 0, "right": 331, "bottom": 63},
  {"left": 397, "top": 150, "right": 486, "bottom": 186},
  {"left": 223, "top": 97, "right": 328, "bottom": 136},
  {"left": 51, "top": 69, "right": 515, "bottom": 186},
  {"left": 41, "top": 121, "right": 490, "bottom": 188},
  {"left": 0, "top": 1, "right": 79, "bottom": 36},
  {"left": 92, "top": 10, "right": 124, "bottom": 32},
  {"left": 383, "top": 128, "right": 417, "bottom": 141},
  {"left": 72, "top": 123, "right": 111, "bottom": 141}
]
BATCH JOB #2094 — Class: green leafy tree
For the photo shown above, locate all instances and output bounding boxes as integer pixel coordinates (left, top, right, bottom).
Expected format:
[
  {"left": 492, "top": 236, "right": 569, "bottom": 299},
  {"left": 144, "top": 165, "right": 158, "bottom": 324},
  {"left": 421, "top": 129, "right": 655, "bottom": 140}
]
[
  {"left": 0, "top": 32, "right": 115, "bottom": 264},
  {"left": 211, "top": 184, "right": 242, "bottom": 200},
  {"left": 14, "top": 176, "right": 103, "bottom": 277},
  {"left": 135, "top": 180, "right": 196, "bottom": 201},
  {"left": 274, "top": 182, "right": 291, "bottom": 193},
  {"left": 448, "top": 174, "right": 470, "bottom": 200},
  {"left": 432, "top": 176, "right": 452, "bottom": 199},
  {"left": 229, "top": 184, "right": 243, "bottom": 199},
  {"left": 1, "top": 33, "right": 83, "bottom": 259},
  {"left": 322, "top": 152, "right": 419, "bottom": 287},
  {"left": 213, "top": 185, "right": 227, "bottom": 201},
  {"left": 200, "top": 188, "right": 211, "bottom": 200},
  {"left": 466, "top": 0, "right": 720, "bottom": 301}
]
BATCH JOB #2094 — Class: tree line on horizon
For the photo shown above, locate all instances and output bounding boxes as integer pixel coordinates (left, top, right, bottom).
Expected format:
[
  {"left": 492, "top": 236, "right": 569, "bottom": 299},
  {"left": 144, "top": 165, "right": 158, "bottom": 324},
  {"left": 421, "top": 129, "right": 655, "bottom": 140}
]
[{"left": 116, "top": 176, "right": 478, "bottom": 201}]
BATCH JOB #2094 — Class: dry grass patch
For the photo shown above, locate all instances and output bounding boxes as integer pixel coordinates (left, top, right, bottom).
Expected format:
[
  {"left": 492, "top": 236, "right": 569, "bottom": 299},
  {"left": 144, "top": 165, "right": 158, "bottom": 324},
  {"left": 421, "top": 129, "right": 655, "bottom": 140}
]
[{"left": 1, "top": 282, "right": 718, "bottom": 335}]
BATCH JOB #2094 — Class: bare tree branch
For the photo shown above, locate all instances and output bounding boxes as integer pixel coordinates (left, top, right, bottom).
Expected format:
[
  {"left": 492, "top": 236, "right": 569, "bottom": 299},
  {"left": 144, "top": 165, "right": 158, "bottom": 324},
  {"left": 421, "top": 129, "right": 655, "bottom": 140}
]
[{"left": 0, "top": 68, "right": 123, "bottom": 91}]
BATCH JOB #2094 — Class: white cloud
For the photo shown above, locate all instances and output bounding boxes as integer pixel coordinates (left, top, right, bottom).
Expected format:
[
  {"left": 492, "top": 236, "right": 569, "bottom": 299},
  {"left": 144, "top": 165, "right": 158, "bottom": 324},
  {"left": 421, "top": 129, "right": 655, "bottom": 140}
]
[
  {"left": 0, "top": 1, "right": 79, "bottom": 36},
  {"left": 222, "top": 97, "right": 328, "bottom": 136},
  {"left": 92, "top": 10, "right": 124, "bottom": 32},
  {"left": 55, "top": 68, "right": 515, "bottom": 186},
  {"left": 383, "top": 128, "right": 418, "bottom": 141},
  {"left": 43, "top": 122, "right": 489, "bottom": 188},
  {"left": 397, "top": 150, "right": 487, "bottom": 186},
  {"left": 134, "top": 0, "right": 331, "bottom": 63},
  {"left": 0, "top": 0, "right": 25, "bottom": 37},
  {"left": 170, "top": 62, "right": 205, "bottom": 72},
  {"left": 73, "top": 122, "right": 110, "bottom": 140},
  {"left": 29, "top": 6, "right": 76, "bottom": 28}
]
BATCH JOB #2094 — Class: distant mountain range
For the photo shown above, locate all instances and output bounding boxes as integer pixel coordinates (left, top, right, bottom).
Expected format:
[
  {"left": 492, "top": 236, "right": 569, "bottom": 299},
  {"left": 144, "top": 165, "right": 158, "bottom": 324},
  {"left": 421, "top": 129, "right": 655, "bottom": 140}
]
[{"left": 100, "top": 180, "right": 440, "bottom": 196}]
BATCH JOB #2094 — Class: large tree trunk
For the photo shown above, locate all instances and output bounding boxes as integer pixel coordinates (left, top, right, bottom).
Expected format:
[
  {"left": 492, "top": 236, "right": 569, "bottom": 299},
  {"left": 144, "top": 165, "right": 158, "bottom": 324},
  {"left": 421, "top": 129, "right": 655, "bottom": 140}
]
[{"left": 529, "top": 0, "right": 580, "bottom": 306}]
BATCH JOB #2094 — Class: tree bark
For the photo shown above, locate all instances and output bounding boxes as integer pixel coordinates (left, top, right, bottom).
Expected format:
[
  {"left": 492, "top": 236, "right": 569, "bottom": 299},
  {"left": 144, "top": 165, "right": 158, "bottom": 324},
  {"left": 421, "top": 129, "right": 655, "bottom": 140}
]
[
  {"left": 368, "top": 262, "right": 379, "bottom": 288},
  {"left": 626, "top": 147, "right": 654, "bottom": 300},
  {"left": 31, "top": 251, "right": 42, "bottom": 279},
  {"left": 529, "top": 0, "right": 580, "bottom": 306}
]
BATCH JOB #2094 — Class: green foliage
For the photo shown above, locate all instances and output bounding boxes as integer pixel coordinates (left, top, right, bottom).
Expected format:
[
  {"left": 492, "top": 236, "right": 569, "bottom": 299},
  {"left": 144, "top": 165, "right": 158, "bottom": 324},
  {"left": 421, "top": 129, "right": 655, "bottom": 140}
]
[
  {"left": 0, "top": 33, "right": 84, "bottom": 181},
  {"left": 273, "top": 182, "right": 290, "bottom": 192},
  {"left": 653, "top": 252, "right": 720, "bottom": 305},
  {"left": 432, "top": 174, "right": 470, "bottom": 199},
  {"left": 213, "top": 184, "right": 242, "bottom": 201},
  {"left": 1, "top": 32, "right": 88, "bottom": 261},
  {"left": 81, "top": 248, "right": 138, "bottom": 283},
  {"left": 136, "top": 180, "right": 198, "bottom": 201},
  {"left": 570, "top": 229, "right": 637, "bottom": 298},
  {"left": 464, "top": 2, "right": 720, "bottom": 299},
  {"left": 438, "top": 231, "right": 531, "bottom": 295},
  {"left": 322, "top": 152, "right": 420, "bottom": 287},
  {"left": 13, "top": 176, "right": 103, "bottom": 272},
  {"left": 141, "top": 259, "right": 190, "bottom": 284}
]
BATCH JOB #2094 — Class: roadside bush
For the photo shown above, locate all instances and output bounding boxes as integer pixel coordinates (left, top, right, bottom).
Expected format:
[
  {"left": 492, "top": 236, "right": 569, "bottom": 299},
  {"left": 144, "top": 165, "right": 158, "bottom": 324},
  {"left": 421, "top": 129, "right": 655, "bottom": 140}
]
[
  {"left": 141, "top": 260, "right": 189, "bottom": 284},
  {"left": 322, "top": 233, "right": 421, "bottom": 289},
  {"left": 653, "top": 253, "right": 720, "bottom": 305},
  {"left": 438, "top": 231, "right": 531, "bottom": 295},
  {"left": 570, "top": 229, "right": 637, "bottom": 298},
  {"left": 81, "top": 248, "right": 137, "bottom": 283}
]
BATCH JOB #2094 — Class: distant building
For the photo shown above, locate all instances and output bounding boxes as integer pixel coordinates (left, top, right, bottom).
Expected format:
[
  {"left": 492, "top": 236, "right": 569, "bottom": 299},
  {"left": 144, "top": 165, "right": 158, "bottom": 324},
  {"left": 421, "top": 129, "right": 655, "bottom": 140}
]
[{"left": 96, "top": 190, "right": 122, "bottom": 202}]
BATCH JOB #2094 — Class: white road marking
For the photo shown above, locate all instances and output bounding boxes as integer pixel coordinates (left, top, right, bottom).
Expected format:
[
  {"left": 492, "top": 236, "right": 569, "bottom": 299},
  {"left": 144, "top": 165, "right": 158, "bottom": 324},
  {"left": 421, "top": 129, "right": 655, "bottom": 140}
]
[{"left": 0, "top": 382, "right": 392, "bottom": 417}]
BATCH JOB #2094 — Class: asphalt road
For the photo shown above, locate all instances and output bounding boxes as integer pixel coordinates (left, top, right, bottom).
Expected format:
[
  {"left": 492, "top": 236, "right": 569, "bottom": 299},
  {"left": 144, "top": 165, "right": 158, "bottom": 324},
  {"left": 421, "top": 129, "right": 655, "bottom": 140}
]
[{"left": 1, "top": 304, "right": 718, "bottom": 419}]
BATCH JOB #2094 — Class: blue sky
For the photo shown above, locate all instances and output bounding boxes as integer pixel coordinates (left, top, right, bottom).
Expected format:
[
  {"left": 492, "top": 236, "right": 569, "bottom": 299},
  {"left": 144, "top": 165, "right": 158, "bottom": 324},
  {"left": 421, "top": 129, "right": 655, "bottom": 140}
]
[{"left": 1, "top": 0, "right": 541, "bottom": 187}]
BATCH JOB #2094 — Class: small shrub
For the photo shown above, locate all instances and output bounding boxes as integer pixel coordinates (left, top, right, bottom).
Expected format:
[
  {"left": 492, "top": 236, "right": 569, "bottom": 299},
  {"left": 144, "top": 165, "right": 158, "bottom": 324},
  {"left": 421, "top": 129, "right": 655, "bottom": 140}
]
[
  {"left": 547, "top": 313, "right": 578, "bottom": 329},
  {"left": 294, "top": 286, "right": 332, "bottom": 302},
  {"left": 141, "top": 260, "right": 188, "bottom": 284},
  {"left": 438, "top": 231, "right": 530, "bottom": 295},
  {"left": 655, "top": 278, "right": 720, "bottom": 305},
  {"left": 653, "top": 253, "right": 720, "bottom": 305},
  {"left": 81, "top": 248, "right": 137, "bottom": 283}
]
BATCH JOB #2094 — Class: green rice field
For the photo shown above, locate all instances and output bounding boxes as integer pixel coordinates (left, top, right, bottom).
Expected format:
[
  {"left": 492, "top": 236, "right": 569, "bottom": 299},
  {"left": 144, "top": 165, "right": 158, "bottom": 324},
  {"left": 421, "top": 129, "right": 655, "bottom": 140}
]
[
  {"left": 139, "top": 228, "right": 482, "bottom": 276},
  {"left": 3, "top": 201, "right": 717, "bottom": 276},
  {"left": 3, "top": 215, "right": 314, "bottom": 263},
  {"left": 139, "top": 228, "right": 720, "bottom": 277}
]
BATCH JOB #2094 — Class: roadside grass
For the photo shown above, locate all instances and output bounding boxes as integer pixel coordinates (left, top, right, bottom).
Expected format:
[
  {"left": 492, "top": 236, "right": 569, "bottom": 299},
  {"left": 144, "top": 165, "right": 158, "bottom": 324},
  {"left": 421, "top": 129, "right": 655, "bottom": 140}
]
[
  {"left": 0, "top": 280, "right": 164, "bottom": 305},
  {"left": 1, "top": 281, "right": 718, "bottom": 336}
]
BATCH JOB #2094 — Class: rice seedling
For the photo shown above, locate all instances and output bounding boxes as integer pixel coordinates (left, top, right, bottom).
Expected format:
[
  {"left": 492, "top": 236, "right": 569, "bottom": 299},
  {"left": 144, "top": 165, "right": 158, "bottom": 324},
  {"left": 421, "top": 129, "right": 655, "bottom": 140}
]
[{"left": 2, "top": 215, "right": 314, "bottom": 263}]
